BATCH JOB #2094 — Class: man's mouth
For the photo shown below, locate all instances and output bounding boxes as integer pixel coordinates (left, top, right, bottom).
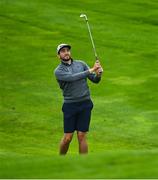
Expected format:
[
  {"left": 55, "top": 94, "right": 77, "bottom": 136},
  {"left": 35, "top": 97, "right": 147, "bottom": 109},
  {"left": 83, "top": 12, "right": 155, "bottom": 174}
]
[
  {"left": 64, "top": 55, "right": 70, "bottom": 58},
  {"left": 62, "top": 55, "right": 71, "bottom": 61}
]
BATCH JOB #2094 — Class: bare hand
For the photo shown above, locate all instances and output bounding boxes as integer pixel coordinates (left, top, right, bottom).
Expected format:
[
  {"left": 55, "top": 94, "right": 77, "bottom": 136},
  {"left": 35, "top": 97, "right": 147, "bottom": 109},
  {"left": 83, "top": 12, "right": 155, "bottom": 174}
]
[
  {"left": 89, "top": 61, "right": 101, "bottom": 73},
  {"left": 95, "top": 59, "right": 103, "bottom": 76},
  {"left": 96, "top": 67, "right": 103, "bottom": 76}
]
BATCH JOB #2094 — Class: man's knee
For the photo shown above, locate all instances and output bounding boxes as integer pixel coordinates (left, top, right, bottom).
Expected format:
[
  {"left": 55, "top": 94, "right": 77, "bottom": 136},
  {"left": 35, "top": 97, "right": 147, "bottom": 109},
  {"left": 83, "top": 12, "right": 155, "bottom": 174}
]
[
  {"left": 63, "top": 133, "right": 73, "bottom": 144},
  {"left": 77, "top": 132, "right": 86, "bottom": 143}
]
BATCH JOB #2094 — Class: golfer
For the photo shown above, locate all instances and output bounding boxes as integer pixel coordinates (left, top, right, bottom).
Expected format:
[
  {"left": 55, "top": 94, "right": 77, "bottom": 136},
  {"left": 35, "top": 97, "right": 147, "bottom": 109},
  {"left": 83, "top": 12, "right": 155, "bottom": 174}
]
[{"left": 54, "top": 43, "right": 103, "bottom": 155}]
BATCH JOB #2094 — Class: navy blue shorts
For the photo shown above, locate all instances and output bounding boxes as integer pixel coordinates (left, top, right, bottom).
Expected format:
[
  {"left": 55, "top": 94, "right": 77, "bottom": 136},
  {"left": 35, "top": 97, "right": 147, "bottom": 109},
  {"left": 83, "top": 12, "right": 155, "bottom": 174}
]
[{"left": 62, "top": 99, "right": 93, "bottom": 133}]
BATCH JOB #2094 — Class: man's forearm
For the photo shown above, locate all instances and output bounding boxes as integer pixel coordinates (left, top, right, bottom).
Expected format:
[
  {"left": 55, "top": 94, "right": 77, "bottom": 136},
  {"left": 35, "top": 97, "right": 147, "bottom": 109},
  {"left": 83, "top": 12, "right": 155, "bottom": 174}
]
[{"left": 55, "top": 70, "right": 90, "bottom": 82}]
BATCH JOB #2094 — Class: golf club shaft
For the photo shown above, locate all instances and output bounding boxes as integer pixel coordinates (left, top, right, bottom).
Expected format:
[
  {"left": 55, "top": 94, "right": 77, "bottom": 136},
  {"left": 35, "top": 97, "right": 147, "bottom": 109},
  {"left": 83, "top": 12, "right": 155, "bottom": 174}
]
[
  {"left": 80, "top": 14, "right": 103, "bottom": 74},
  {"left": 85, "top": 20, "right": 103, "bottom": 73},
  {"left": 85, "top": 20, "right": 98, "bottom": 61}
]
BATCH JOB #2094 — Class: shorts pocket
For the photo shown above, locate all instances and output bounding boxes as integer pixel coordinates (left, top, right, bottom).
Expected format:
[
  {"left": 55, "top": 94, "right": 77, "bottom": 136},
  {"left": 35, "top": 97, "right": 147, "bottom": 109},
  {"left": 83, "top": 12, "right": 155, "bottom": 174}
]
[
  {"left": 86, "top": 100, "right": 93, "bottom": 110},
  {"left": 62, "top": 103, "right": 65, "bottom": 112},
  {"left": 90, "top": 100, "right": 94, "bottom": 109}
]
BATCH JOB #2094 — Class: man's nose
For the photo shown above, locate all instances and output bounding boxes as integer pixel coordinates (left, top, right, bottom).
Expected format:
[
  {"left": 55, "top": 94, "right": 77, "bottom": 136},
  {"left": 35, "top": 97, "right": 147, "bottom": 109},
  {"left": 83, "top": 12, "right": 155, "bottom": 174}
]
[{"left": 64, "top": 51, "right": 70, "bottom": 54}]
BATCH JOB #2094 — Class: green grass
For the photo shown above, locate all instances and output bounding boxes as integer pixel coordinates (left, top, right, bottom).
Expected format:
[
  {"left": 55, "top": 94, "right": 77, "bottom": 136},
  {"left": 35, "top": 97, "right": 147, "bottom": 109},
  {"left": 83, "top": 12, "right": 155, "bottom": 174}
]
[
  {"left": 0, "top": 0, "right": 158, "bottom": 178},
  {"left": 1, "top": 151, "right": 158, "bottom": 178}
]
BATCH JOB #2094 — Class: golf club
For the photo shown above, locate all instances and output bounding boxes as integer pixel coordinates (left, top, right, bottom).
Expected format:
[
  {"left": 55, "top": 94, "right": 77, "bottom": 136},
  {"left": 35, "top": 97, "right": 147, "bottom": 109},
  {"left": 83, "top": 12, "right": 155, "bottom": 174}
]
[{"left": 80, "top": 13, "right": 103, "bottom": 73}]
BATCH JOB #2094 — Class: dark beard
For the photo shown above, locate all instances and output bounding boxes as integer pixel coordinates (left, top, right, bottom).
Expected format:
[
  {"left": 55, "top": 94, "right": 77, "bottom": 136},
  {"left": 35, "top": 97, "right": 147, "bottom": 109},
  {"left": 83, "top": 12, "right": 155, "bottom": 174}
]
[{"left": 62, "top": 57, "right": 72, "bottom": 61}]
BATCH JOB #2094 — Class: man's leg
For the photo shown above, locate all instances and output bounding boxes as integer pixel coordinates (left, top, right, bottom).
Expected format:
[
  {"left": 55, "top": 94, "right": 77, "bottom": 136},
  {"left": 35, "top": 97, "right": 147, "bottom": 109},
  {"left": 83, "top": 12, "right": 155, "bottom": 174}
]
[
  {"left": 59, "top": 133, "right": 73, "bottom": 155},
  {"left": 77, "top": 131, "right": 88, "bottom": 154}
]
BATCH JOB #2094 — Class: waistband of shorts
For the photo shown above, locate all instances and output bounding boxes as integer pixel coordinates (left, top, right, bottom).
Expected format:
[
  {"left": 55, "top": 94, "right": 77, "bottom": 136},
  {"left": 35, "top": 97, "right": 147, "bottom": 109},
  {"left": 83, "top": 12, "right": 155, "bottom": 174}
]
[
  {"left": 64, "top": 96, "right": 91, "bottom": 103},
  {"left": 63, "top": 98, "right": 92, "bottom": 105}
]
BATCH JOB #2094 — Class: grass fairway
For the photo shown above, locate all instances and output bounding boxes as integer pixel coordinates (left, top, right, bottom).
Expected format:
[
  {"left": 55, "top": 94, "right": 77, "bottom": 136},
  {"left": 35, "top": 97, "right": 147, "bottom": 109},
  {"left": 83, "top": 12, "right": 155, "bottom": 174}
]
[{"left": 0, "top": 0, "right": 158, "bottom": 178}]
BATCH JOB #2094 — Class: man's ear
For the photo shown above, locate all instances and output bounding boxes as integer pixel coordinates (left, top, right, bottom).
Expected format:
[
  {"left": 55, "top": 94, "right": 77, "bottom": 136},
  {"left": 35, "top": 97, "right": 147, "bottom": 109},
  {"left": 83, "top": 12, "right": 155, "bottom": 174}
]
[{"left": 57, "top": 54, "right": 60, "bottom": 59}]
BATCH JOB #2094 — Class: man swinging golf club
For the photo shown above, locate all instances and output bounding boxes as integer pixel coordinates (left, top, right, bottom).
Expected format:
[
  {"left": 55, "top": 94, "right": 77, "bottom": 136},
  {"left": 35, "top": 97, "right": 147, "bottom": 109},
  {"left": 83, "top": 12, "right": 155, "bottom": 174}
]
[{"left": 54, "top": 14, "right": 103, "bottom": 155}]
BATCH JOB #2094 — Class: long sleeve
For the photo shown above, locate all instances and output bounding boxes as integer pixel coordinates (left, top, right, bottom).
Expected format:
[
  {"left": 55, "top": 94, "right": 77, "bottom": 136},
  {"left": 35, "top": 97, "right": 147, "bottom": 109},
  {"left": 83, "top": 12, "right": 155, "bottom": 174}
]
[
  {"left": 54, "top": 60, "right": 101, "bottom": 103},
  {"left": 54, "top": 68, "right": 90, "bottom": 82},
  {"left": 83, "top": 62, "right": 101, "bottom": 84},
  {"left": 88, "top": 73, "right": 101, "bottom": 83}
]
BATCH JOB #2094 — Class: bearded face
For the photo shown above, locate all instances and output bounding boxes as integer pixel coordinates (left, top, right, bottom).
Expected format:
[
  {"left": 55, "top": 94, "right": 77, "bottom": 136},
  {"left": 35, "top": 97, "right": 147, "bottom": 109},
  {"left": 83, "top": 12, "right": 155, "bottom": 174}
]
[{"left": 58, "top": 47, "right": 71, "bottom": 61}]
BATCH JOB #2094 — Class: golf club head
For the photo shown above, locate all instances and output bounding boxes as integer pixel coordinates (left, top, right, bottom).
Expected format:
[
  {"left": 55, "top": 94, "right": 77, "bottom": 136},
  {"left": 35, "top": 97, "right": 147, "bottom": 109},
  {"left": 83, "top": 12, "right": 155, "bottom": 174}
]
[{"left": 80, "top": 14, "right": 88, "bottom": 21}]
